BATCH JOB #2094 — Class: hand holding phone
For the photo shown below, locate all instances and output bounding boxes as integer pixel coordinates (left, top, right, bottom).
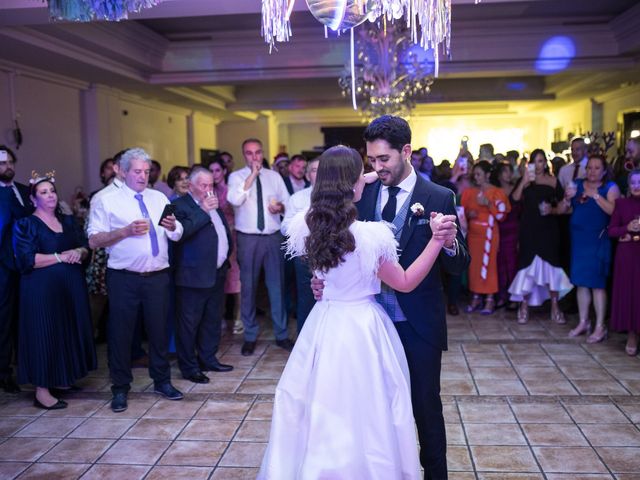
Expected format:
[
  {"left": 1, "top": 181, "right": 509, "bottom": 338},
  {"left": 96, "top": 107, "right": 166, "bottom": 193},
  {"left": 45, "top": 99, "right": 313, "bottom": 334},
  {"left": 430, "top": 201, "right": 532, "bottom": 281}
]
[{"left": 158, "top": 204, "right": 176, "bottom": 226}]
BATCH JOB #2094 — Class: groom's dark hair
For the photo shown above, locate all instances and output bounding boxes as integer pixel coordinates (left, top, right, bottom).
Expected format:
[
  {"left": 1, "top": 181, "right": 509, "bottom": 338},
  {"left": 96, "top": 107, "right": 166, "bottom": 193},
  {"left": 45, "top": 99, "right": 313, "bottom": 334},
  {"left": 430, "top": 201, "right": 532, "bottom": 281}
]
[{"left": 363, "top": 115, "right": 411, "bottom": 153}]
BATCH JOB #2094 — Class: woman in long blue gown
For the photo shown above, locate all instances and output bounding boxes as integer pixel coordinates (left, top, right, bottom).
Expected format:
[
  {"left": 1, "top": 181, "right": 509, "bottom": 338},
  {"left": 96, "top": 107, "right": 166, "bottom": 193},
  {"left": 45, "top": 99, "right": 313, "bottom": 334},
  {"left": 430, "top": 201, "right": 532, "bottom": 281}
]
[{"left": 13, "top": 175, "right": 96, "bottom": 410}]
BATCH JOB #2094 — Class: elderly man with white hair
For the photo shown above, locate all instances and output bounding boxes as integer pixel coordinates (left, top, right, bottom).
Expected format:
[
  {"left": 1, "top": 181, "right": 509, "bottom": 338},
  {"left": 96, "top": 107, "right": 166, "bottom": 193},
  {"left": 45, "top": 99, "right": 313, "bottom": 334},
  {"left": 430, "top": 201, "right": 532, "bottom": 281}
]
[{"left": 88, "top": 148, "right": 184, "bottom": 413}]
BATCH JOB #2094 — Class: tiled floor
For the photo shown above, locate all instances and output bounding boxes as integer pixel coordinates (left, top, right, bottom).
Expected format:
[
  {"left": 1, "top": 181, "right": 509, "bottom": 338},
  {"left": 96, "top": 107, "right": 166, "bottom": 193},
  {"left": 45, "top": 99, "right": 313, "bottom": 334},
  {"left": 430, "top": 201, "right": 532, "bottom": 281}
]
[{"left": 1, "top": 307, "right": 640, "bottom": 479}]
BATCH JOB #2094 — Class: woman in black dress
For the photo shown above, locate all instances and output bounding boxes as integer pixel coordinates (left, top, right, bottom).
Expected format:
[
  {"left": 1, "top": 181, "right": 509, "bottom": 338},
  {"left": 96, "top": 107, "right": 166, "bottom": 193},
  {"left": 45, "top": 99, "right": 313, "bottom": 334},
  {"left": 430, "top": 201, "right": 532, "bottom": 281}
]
[
  {"left": 508, "top": 149, "right": 573, "bottom": 324},
  {"left": 13, "top": 173, "right": 96, "bottom": 409}
]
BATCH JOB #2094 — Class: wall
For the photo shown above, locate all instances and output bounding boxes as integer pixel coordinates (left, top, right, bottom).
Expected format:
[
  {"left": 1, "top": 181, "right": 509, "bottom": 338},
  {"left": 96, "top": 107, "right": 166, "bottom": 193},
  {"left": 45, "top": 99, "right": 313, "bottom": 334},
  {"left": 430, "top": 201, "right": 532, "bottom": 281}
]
[
  {"left": 192, "top": 113, "right": 218, "bottom": 165},
  {"left": 216, "top": 117, "right": 271, "bottom": 168},
  {"left": 541, "top": 99, "right": 592, "bottom": 147},
  {"left": 598, "top": 84, "right": 640, "bottom": 133}
]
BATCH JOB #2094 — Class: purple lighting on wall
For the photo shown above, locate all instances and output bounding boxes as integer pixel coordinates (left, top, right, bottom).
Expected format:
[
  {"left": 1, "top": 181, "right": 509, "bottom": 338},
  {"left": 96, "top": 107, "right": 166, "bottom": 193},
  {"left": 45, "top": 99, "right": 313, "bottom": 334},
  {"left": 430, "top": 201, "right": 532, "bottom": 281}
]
[{"left": 535, "top": 36, "right": 576, "bottom": 73}]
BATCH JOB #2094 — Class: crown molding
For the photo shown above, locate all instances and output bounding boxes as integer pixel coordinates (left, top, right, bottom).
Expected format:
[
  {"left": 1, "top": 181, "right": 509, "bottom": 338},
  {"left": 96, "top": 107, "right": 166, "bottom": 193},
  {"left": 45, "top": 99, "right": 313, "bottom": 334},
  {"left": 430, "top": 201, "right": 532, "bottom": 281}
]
[{"left": 0, "top": 58, "right": 89, "bottom": 90}]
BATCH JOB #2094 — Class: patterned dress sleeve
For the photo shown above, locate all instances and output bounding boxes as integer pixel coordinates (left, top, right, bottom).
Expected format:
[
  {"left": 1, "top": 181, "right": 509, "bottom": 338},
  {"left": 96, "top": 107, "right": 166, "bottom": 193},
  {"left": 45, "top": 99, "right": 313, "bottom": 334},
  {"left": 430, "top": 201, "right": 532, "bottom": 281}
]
[
  {"left": 354, "top": 221, "right": 399, "bottom": 277},
  {"left": 12, "top": 216, "right": 38, "bottom": 274},
  {"left": 284, "top": 211, "right": 309, "bottom": 258},
  {"left": 488, "top": 187, "right": 510, "bottom": 222}
]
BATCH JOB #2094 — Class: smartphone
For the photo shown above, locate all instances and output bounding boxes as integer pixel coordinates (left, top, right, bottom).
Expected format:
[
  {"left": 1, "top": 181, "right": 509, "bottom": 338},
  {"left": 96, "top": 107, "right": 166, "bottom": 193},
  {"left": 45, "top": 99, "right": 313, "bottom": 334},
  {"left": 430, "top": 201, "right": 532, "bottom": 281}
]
[
  {"left": 458, "top": 156, "right": 468, "bottom": 174},
  {"left": 0, "top": 150, "right": 7, "bottom": 162},
  {"left": 527, "top": 163, "right": 536, "bottom": 180},
  {"left": 158, "top": 204, "right": 176, "bottom": 226},
  {"left": 460, "top": 136, "right": 469, "bottom": 153}
]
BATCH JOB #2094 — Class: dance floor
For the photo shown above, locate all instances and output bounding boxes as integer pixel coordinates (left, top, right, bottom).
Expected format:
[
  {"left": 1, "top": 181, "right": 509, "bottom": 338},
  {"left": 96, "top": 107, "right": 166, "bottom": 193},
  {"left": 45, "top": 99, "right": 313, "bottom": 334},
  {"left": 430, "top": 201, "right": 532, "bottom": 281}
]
[{"left": 1, "top": 307, "right": 640, "bottom": 479}]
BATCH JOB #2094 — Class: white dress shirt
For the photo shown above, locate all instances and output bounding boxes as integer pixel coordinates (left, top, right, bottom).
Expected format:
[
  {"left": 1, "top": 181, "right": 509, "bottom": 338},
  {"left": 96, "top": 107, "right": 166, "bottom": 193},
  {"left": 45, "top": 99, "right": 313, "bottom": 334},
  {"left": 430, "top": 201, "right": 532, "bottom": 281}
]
[
  {"left": 90, "top": 177, "right": 124, "bottom": 206},
  {"left": 227, "top": 167, "right": 290, "bottom": 235},
  {"left": 0, "top": 180, "right": 25, "bottom": 206},
  {"left": 188, "top": 193, "right": 229, "bottom": 268},
  {"left": 290, "top": 177, "right": 307, "bottom": 193},
  {"left": 281, "top": 186, "right": 312, "bottom": 235},
  {"left": 558, "top": 157, "right": 587, "bottom": 189},
  {"left": 88, "top": 184, "right": 183, "bottom": 272}
]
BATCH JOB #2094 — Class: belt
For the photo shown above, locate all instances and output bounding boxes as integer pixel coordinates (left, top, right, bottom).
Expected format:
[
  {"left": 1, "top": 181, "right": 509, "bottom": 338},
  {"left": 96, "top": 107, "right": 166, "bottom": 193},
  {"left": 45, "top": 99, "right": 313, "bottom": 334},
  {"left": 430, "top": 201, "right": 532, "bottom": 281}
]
[
  {"left": 237, "top": 231, "right": 281, "bottom": 236},
  {"left": 108, "top": 268, "right": 169, "bottom": 277}
]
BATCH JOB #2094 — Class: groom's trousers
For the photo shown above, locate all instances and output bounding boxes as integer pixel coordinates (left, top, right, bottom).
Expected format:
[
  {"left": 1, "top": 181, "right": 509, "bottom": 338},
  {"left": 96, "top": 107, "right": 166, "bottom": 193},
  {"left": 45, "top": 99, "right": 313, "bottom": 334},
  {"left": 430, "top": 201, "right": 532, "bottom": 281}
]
[{"left": 395, "top": 321, "right": 447, "bottom": 480}]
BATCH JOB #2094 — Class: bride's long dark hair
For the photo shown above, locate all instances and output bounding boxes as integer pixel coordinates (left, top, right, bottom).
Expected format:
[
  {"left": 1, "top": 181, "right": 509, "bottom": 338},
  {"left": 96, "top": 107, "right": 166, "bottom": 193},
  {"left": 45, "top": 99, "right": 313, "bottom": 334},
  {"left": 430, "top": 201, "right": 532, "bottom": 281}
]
[{"left": 305, "top": 145, "right": 363, "bottom": 273}]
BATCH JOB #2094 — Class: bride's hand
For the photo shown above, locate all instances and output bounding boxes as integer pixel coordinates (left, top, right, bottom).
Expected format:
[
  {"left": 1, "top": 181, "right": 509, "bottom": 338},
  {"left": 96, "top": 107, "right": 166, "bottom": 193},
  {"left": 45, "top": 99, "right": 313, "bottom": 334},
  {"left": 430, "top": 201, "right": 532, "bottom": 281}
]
[{"left": 429, "top": 213, "right": 457, "bottom": 245}]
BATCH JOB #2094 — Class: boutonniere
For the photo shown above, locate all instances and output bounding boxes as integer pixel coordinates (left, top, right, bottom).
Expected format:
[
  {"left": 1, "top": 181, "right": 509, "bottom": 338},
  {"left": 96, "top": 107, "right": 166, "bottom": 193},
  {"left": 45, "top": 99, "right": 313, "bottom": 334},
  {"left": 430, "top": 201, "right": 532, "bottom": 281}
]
[{"left": 409, "top": 202, "right": 425, "bottom": 226}]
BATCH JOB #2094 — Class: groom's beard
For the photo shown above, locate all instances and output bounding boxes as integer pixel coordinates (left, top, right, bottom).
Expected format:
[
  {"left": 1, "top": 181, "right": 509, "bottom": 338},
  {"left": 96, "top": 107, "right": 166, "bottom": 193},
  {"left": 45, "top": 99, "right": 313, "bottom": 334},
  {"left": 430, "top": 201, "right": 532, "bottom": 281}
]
[{"left": 0, "top": 169, "right": 15, "bottom": 182}]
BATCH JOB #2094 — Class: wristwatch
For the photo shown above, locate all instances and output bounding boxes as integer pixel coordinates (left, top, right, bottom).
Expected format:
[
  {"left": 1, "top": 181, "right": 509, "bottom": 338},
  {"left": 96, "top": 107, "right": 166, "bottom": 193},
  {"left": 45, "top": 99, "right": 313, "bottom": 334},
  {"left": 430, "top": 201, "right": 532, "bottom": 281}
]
[{"left": 593, "top": 194, "right": 600, "bottom": 201}]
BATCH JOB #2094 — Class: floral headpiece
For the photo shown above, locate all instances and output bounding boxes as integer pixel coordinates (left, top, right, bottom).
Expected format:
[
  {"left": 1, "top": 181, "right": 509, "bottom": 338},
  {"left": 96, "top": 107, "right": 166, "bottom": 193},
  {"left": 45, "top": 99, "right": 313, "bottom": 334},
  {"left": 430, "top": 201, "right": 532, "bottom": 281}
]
[{"left": 30, "top": 170, "right": 56, "bottom": 185}]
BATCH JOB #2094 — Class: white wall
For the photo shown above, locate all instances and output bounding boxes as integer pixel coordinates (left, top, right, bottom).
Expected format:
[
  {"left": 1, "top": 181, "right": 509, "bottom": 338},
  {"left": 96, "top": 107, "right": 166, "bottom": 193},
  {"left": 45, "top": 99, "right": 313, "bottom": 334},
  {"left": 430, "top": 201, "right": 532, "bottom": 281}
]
[{"left": 217, "top": 117, "right": 271, "bottom": 168}]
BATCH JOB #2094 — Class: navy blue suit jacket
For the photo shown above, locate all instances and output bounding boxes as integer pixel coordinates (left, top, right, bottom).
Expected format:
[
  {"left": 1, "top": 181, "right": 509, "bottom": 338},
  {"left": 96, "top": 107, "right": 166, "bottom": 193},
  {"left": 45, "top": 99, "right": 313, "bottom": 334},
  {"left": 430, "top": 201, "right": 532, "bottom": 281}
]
[
  {"left": 283, "top": 176, "right": 311, "bottom": 196},
  {"left": 0, "top": 182, "right": 33, "bottom": 271},
  {"left": 171, "top": 194, "right": 231, "bottom": 289},
  {"left": 356, "top": 175, "right": 470, "bottom": 351}
]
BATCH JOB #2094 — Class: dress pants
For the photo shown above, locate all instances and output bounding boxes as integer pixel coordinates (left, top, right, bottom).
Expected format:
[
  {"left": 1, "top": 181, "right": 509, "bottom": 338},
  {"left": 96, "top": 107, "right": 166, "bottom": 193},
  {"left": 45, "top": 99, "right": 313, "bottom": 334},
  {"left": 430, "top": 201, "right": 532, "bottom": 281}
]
[
  {"left": 293, "top": 257, "right": 315, "bottom": 333},
  {"left": 395, "top": 321, "right": 448, "bottom": 480},
  {"left": 106, "top": 269, "right": 171, "bottom": 393},
  {"left": 0, "top": 266, "right": 18, "bottom": 380},
  {"left": 237, "top": 232, "right": 288, "bottom": 342},
  {"left": 175, "top": 267, "right": 227, "bottom": 376}
]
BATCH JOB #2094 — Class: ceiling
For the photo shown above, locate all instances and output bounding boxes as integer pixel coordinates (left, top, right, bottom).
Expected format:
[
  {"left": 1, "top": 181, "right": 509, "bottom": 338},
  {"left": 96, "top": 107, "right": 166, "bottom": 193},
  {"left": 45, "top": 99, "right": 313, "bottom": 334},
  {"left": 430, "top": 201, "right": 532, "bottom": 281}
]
[{"left": 0, "top": 0, "right": 639, "bottom": 122}]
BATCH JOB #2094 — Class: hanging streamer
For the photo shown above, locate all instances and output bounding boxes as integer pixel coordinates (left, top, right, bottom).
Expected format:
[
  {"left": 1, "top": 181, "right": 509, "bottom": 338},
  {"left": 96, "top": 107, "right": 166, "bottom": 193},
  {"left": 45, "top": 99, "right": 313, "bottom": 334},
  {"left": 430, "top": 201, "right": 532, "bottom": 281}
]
[
  {"left": 350, "top": 28, "right": 357, "bottom": 111},
  {"left": 48, "top": 0, "right": 161, "bottom": 21}
]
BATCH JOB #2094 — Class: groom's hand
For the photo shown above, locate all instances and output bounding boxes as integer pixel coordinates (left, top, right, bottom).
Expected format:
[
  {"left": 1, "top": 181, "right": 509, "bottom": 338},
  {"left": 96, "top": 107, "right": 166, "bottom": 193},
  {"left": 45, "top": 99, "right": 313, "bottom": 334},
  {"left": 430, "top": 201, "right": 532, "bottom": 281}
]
[
  {"left": 310, "top": 276, "right": 325, "bottom": 300},
  {"left": 430, "top": 212, "right": 457, "bottom": 248}
]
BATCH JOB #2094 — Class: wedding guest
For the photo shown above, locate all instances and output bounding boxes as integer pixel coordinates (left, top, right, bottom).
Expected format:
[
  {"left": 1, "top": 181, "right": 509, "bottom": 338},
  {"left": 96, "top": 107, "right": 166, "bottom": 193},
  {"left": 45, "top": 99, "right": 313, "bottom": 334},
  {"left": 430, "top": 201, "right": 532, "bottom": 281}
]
[
  {"left": 88, "top": 148, "right": 185, "bottom": 412},
  {"left": 0, "top": 145, "right": 32, "bottom": 394},
  {"left": 227, "top": 138, "right": 292, "bottom": 356},
  {"left": 167, "top": 166, "right": 190, "bottom": 200},
  {"left": 461, "top": 160, "right": 510, "bottom": 314},
  {"left": 562, "top": 154, "right": 620, "bottom": 342},
  {"left": 149, "top": 160, "right": 173, "bottom": 198},
  {"left": 14, "top": 173, "right": 96, "bottom": 409},
  {"left": 608, "top": 169, "right": 640, "bottom": 355},
  {"left": 273, "top": 153, "right": 290, "bottom": 178},
  {"left": 283, "top": 154, "right": 310, "bottom": 194},
  {"left": 491, "top": 162, "right": 521, "bottom": 310},
  {"left": 210, "top": 157, "right": 243, "bottom": 335},
  {"left": 508, "top": 149, "right": 572, "bottom": 324}
]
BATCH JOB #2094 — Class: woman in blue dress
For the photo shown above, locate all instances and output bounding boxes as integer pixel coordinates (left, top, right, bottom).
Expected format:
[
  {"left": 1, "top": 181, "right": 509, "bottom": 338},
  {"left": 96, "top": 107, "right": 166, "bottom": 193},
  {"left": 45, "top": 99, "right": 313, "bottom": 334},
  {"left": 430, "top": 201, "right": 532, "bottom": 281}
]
[
  {"left": 561, "top": 154, "right": 620, "bottom": 343},
  {"left": 13, "top": 173, "right": 96, "bottom": 409}
]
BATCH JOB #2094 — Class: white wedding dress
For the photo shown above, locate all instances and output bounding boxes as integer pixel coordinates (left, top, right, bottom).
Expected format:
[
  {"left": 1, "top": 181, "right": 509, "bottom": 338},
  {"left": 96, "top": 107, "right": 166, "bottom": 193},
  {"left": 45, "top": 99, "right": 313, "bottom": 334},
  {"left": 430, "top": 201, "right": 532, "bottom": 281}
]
[{"left": 258, "top": 214, "right": 421, "bottom": 480}]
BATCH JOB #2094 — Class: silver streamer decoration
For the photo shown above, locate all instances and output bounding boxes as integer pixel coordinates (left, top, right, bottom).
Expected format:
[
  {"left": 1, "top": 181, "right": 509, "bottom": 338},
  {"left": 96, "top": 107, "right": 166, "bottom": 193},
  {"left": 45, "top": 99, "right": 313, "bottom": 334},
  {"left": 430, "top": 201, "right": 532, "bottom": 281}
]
[
  {"left": 262, "top": 0, "right": 295, "bottom": 51},
  {"left": 48, "top": 0, "right": 161, "bottom": 21}
]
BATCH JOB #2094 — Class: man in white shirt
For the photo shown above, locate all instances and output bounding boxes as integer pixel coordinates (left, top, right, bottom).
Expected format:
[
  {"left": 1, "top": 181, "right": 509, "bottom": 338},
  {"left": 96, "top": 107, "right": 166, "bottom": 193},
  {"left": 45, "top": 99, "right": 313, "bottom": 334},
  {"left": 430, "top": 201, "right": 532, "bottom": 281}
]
[
  {"left": 558, "top": 137, "right": 588, "bottom": 188},
  {"left": 283, "top": 154, "right": 310, "bottom": 194},
  {"left": 281, "top": 156, "right": 319, "bottom": 332},
  {"left": 227, "top": 138, "right": 292, "bottom": 355},
  {"left": 88, "top": 148, "right": 184, "bottom": 413}
]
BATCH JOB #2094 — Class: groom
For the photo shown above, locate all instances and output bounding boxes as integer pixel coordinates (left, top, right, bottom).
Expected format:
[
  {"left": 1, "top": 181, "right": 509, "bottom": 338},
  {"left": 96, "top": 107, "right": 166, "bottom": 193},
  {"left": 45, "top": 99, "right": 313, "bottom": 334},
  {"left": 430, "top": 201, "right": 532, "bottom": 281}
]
[{"left": 360, "top": 116, "right": 469, "bottom": 479}]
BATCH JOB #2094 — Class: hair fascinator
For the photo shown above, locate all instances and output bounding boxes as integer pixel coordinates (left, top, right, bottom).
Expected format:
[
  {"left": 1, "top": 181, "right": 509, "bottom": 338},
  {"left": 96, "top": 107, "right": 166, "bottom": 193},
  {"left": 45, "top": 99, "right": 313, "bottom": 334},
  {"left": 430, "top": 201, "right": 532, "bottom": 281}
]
[{"left": 30, "top": 170, "right": 56, "bottom": 185}]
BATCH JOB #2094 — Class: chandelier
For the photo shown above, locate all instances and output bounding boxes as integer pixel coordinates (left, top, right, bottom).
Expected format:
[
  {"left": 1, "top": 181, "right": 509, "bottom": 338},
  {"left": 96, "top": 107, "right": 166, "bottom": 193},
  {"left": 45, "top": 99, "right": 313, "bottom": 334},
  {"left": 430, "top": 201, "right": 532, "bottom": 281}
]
[{"left": 338, "top": 21, "right": 434, "bottom": 117}]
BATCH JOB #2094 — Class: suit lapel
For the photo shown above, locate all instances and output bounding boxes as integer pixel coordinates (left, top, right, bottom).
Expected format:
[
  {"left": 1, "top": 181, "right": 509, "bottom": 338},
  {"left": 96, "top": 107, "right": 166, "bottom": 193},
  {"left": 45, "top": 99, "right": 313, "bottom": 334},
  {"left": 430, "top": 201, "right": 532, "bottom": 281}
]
[
  {"left": 357, "top": 181, "right": 381, "bottom": 222},
  {"left": 399, "top": 175, "right": 432, "bottom": 251}
]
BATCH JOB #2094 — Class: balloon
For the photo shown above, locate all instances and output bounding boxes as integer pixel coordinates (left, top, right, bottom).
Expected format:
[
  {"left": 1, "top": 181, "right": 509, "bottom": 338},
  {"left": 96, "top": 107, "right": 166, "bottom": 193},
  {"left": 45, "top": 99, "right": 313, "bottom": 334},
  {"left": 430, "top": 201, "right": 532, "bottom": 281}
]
[{"left": 306, "top": 0, "right": 373, "bottom": 31}]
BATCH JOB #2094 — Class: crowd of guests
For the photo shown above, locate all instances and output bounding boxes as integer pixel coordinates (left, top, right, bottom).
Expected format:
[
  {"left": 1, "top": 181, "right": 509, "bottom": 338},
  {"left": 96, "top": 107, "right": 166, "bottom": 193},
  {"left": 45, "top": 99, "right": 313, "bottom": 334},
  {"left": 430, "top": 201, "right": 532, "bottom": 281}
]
[{"left": 0, "top": 133, "right": 639, "bottom": 412}]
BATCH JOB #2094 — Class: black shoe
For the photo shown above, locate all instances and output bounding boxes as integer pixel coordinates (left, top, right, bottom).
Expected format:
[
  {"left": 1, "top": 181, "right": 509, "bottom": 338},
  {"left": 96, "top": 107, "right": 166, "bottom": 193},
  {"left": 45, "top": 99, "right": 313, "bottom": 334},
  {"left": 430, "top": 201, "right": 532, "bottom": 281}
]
[
  {"left": 201, "top": 360, "right": 234, "bottom": 373},
  {"left": 447, "top": 304, "right": 460, "bottom": 316},
  {"left": 241, "top": 341, "right": 256, "bottom": 356},
  {"left": 111, "top": 392, "right": 128, "bottom": 413},
  {"left": 0, "top": 377, "right": 21, "bottom": 394},
  {"left": 275, "top": 338, "right": 294, "bottom": 352},
  {"left": 183, "top": 372, "right": 209, "bottom": 384},
  {"left": 34, "top": 397, "right": 68, "bottom": 410},
  {"left": 154, "top": 383, "right": 184, "bottom": 401}
]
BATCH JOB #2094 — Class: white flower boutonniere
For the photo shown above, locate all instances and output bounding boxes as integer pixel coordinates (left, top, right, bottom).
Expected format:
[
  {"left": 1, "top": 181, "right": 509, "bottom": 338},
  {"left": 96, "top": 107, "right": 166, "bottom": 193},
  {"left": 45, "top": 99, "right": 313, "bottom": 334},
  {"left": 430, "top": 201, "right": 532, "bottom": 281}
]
[{"left": 409, "top": 202, "right": 425, "bottom": 226}]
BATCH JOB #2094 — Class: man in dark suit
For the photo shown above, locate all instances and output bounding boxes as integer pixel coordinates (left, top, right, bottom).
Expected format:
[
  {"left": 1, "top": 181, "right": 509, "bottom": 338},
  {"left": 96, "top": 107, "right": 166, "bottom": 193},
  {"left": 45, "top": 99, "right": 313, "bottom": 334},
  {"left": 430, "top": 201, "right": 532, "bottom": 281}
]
[
  {"left": 358, "top": 117, "right": 470, "bottom": 479},
  {"left": 0, "top": 145, "right": 33, "bottom": 393},
  {"left": 172, "top": 167, "right": 234, "bottom": 383},
  {"left": 282, "top": 154, "right": 311, "bottom": 195}
]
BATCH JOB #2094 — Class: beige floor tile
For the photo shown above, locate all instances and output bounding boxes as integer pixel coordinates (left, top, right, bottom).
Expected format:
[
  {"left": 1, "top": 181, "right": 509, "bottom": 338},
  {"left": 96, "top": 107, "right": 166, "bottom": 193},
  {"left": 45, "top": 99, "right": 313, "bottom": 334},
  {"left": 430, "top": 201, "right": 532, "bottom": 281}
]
[
  {"left": 580, "top": 424, "right": 640, "bottom": 446},
  {"left": 68, "top": 417, "right": 136, "bottom": 439},
  {"left": 465, "top": 423, "right": 527, "bottom": 445},
  {"left": 478, "top": 474, "right": 544, "bottom": 480},
  {"left": 13, "top": 416, "right": 84, "bottom": 438},
  {"left": 0, "top": 462, "right": 29, "bottom": 479},
  {"left": 92, "top": 397, "right": 157, "bottom": 419},
  {"left": 41, "top": 399, "right": 107, "bottom": 418},
  {"left": 446, "top": 423, "right": 466, "bottom": 445},
  {"left": 0, "top": 417, "right": 33, "bottom": 437},
  {"left": 0, "top": 400, "right": 45, "bottom": 417},
  {"left": 597, "top": 447, "right": 640, "bottom": 473},
  {"left": 191, "top": 379, "right": 243, "bottom": 394},
  {"left": 195, "top": 400, "right": 252, "bottom": 420},
  {"left": 39, "top": 438, "right": 113, "bottom": 463},
  {"left": 218, "top": 442, "right": 267, "bottom": 467},
  {"left": 441, "top": 379, "right": 477, "bottom": 395},
  {"left": 521, "top": 424, "right": 588, "bottom": 446},
  {"left": 146, "top": 466, "right": 213, "bottom": 479},
  {"left": 620, "top": 380, "right": 640, "bottom": 395},
  {"left": 471, "top": 366, "right": 519, "bottom": 380},
  {"left": 476, "top": 379, "right": 528, "bottom": 395},
  {"left": 508, "top": 354, "right": 555, "bottom": 366},
  {"left": 158, "top": 440, "right": 227, "bottom": 466},
  {"left": 0, "top": 437, "right": 59, "bottom": 462},
  {"left": 234, "top": 420, "right": 271, "bottom": 442},
  {"left": 459, "top": 403, "right": 516, "bottom": 423},
  {"left": 523, "top": 379, "right": 578, "bottom": 395},
  {"left": 210, "top": 467, "right": 260, "bottom": 479},
  {"left": 471, "top": 445, "right": 539, "bottom": 472},
  {"left": 97, "top": 439, "right": 170, "bottom": 465},
  {"left": 565, "top": 403, "right": 630, "bottom": 423},
  {"left": 236, "top": 379, "right": 278, "bottom": 395},
  {"left": 619, "top": 403, "right": 640, "bottom": 422},
  {"left": 143, "top": 399, "right": 204, "bottom": 419},
  {"left": 16, "top": 462, "right": 89, "bottom": 479},
  {"left": 246, "top": 402, "right": 273, "bottom": 421},
  {"left": 123, "top": 418, "right": 188, "bottom": 440},
  {"left": 560, "top": 366, "right": 616, "bottom": 381},
  {"left": 247, "top": 364, "right": 285, "bottom": 379},
  {"left": 465, "top": 353, "right": 511, "bottom": 367},
  {"left": 572, "top": 380, "right": 631, "bottom": 396},
  {"left": 447, "top": 445, "right": 474, "bottom": 472},
  {"left": 514, "top": 366, "right": 565, "bottom": 381},
  {"left": 178, "top": 419, "right": 241, "bottom": 441},
  {"left": 546, "top": 475, "right": 613, "bottom": 479},
  {"left": 80, "top": 464, "right": 150, "bottom": 479},
  {"left": 510, "top": 403, "right": 573, "bottom": 423},
  {"left": 533, "top": 446, "right": 608, "bottom": 473},
  {"left": 443, "top": 403, "right": 461, "bottom": 424}
]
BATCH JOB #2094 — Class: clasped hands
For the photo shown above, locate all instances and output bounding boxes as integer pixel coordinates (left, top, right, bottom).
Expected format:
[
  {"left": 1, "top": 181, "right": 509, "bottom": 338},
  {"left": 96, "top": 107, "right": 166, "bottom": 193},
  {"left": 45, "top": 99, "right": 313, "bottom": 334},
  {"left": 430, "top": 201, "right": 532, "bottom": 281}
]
[{"left": 59, "top": 248, "right": 84, "bottom": 264}]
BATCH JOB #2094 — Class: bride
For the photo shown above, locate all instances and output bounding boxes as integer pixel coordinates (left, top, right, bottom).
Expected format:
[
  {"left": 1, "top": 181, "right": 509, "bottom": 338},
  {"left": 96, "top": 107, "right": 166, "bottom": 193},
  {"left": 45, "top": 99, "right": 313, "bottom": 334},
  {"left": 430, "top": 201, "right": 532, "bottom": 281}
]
[{"left": 258, "top": 145, "right": 455, "bottom": 479}]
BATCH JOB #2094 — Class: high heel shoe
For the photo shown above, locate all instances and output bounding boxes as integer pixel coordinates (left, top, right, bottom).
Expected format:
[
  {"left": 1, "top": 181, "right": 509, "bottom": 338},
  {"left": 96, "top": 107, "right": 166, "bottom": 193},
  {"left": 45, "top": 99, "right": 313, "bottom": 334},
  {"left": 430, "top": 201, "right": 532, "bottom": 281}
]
[
  {"left": 551, "top": 307, "right": 566, "bottom": 325},
  {"left": 568, "top": 321, "right": 591, "bottom": 338},
  {"left": 465, "top": 294, "right": 482, "bottom": 313},
  {"left": 626, "top": 343, "right": 638, "bottom": 356},
  {"left": 586, "top": 325, "right": 608, "bottom": 344},
  {"left": 517, "top": 305, "right": 529, "bottom": 324},
  {"left": 33, "top": 397, "right": 67, "bottom": 410},
  {"left": 480, "top": 297, "right": 495, "bottom": 315}
]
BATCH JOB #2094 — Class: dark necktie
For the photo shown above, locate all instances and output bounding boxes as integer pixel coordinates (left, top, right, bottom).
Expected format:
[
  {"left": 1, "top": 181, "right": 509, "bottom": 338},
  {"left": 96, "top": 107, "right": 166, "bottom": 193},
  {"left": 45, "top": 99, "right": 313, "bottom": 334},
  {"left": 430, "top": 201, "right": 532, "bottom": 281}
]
[
  {"left": 256, "top": 175, "right": 265, "bottom": 231},
  {"left": 134, "top": 193, "right": 159, "bottom": 256},
  {"left": 381, "top": 186, "right": 401, "bottom": 223}
]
